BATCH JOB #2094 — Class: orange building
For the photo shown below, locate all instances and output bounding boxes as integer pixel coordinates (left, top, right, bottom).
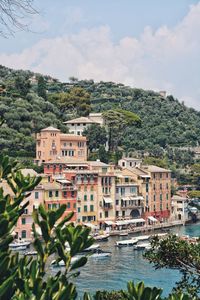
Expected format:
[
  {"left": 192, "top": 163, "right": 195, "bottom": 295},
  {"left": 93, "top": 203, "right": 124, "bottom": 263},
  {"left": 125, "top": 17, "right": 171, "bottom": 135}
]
[{"left": 35, "top": 126, "right": 87, "bottom": 164}]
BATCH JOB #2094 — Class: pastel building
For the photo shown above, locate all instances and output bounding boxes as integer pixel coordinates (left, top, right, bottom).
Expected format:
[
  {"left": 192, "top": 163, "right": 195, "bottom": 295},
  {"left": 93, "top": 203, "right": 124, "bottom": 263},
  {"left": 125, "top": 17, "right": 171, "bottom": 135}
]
[
  {"left": 75, "top": 170, "right": 99, "bottom": 224},
  {"left": 141, "top": 165, "right": 171, "bottom": 222},
  {"left": 115, "top": 171, "right": 144, "bottom": 220},
  {"left": 118, "top": 158, "right": 142, "bottom": 169},
  {"left": 64, "top": 113, "right": 104, "bottom": 136},
  {"left": 35, "top": 126, "right": 87, "bottom": 164}
]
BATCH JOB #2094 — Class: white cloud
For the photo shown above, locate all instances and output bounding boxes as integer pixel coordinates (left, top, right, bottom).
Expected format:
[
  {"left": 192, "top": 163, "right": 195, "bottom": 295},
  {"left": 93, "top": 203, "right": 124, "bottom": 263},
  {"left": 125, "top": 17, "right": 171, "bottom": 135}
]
[{"left": 0, "top": 2, "right": 200, "bottom": 109}]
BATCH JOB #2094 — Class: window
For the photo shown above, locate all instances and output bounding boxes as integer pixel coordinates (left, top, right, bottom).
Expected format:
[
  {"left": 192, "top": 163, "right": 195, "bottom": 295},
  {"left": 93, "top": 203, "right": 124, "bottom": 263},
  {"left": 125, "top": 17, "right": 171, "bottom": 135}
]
[
  {"left": 160, "top": 173, "right": 162, "bottom": 179},
  {"left": 125, "top": 177, "right": 129, "bottom": 183},
  {"left": 48, "top": 204, "right": 51, "bottom": 210},
  {"left": 63, "top": 191, "right": 67, "bottom": 198},
  {"left": 34, "top": 191, "right": 39, "bottom": 199},
  {"left": 166, "top": 203, "right": 169, "bottom": 210},
  {"left": 154, "top": 205, "right": 156, "bottom": 211},
  {"left": 122, "top": 162, "right": 125, "bottom": 167},
  {"left": 146, "top": 184, "right": 149, "bottom": 192},
  {"left": 73, "top": 203, "right": 76, "bottom": 209},
  {"left": 153, "top": 184, "right": 156, "bottom": 190},
  {"left": 84, "top": 205, "right": 87, "bottom": 212},
  {"left": 78, "top": 207, "right": 81, "bottom": 213},
  {"left": 63, "top": 142, "right": 67, "bottom": 147},
  {"left": 160, "top": 194, "right": 162, "bottom": 201},
  {"left": 90, "top": 205, "right": 94, "bottom": 212},
  {"left": 166, "top": 194, "right": 169, "bottom": 200},
  {"left": 67, "top": 202, "right": 70, "bottom": 208},
  {"left": 100, "top": 212, "right": 102, "bottom": 218},
  {"left": 153, "top": 173, "right": 156, "bottom": 179},
  {"left": 24, "top": 209, "right": 28, "bottom": 214},
  {"left": 116, "top": 187, "right": 119, "bottom": 193},
  {"left": 55, "top": 191, "right": 59, "bottom": 197},
  {"left": 153, "top": 194, "right": 156, "bottom": 201},
  {"left": 116, "top": 199, "right": 119, "bottom": 205},
  {"left": 84, "top": 195, "right": 87, "bottom": 201},
  {"left": 166, "top": 183, "right": 169, "bottom": 189},
  {"left": 71, "top": 191, "right": 75, "bottom": 198},
  {"left": 22, "top": 218, "right": 26, "bottom": 225},
  {"left": 105, "top": 211, "right": 109, "bottom": 218},
  {"left": 21, "top": 230, "right": 26, "bottom": 239},
  {"left": 77, "top": 131, "right": 81, "bottom": 135},
  {"left": 146, "top": 195, "right": 148, "bottom": 204},
  {"left": 49, "top": 191, "right": 52, "bottom": 197},
  {"left": 160, "top": 204, "right": 162, "bottom": 211},
  {"left": 160, "top": 184, "right": 162, "bottom": 190},
  {"left": 90, "top": 195, "right": 94, "bottom": 201}
]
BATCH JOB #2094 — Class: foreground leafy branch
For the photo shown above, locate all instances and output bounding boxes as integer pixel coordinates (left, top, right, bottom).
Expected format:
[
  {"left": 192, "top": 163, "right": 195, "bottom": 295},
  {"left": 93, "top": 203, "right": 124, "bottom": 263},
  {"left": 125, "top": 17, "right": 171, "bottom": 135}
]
[{"left": 145, "top": 235, "right": 200, "bottom": 297}]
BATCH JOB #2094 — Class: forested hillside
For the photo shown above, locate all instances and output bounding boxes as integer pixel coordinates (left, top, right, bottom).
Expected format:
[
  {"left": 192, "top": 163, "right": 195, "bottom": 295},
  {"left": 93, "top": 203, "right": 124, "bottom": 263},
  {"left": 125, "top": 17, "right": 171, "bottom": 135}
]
[{"left": 0, "top": 65, "right": 200, "bottom": 163}]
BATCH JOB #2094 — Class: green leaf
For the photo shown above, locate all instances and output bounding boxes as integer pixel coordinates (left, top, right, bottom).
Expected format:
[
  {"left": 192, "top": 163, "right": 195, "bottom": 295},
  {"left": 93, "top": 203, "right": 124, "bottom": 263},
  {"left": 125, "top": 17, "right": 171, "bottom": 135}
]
[{"left": 70, "top": 256, "right": 87, "bottom": 271}]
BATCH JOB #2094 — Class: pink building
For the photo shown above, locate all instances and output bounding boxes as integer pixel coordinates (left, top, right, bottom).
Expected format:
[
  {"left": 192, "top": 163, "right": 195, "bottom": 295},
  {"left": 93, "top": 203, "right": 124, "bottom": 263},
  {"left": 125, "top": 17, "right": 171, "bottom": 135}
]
[{"left": 35, "top": 126, "right": 87, "bottom": 164}]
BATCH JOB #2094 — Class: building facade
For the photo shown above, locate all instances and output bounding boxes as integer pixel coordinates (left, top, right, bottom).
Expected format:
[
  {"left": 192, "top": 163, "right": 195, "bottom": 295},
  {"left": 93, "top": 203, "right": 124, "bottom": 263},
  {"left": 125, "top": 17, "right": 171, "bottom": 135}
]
[{"left": 35, "top": 126, "right": 87, "bottom": 164}]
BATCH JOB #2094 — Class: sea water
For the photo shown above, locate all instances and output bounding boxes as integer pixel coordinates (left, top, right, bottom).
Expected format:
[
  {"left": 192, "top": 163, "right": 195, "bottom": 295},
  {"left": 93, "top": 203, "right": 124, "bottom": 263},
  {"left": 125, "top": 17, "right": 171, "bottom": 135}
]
[{"left": 74, "top": 223, "right": 200, "bottom": 297}]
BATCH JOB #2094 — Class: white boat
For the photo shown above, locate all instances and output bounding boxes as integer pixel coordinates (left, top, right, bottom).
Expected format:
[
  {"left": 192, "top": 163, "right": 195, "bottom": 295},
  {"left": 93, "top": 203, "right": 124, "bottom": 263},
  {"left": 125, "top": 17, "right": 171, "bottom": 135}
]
[
  {"left": 136, "top": 235, "right": 150, "bottom": 241},
  {"left": 10, "top": 240, "right": 31, "bottom": 249},
  {"left": 83, "top": 244, "right": 100, "bottom": 252},
  {"left": 25, "top": 251, "right": 37, "bottom": 256},
  {"left": 115, "top": 238, "right": 138, "bottom": 247},
  {"left": 90, "top": 249, "right": 111, "bottom": 258},
  {"left": 133, "top": 242, "right": 151, "bottom": 251},
  {"left": 11, "top": 245, "right": 27, "bottom": 251},
  {"left": 119, "top": 232, "right": 129, "bottom": 236},
  {"left": 51, "top": 256, "right": 80, "bottom": 268},
  {"left": 93, "top": 234, "right": 109, "bottom": 241},
  {"left": 152, "top": 233, "right": 168, "bottom": 238}
]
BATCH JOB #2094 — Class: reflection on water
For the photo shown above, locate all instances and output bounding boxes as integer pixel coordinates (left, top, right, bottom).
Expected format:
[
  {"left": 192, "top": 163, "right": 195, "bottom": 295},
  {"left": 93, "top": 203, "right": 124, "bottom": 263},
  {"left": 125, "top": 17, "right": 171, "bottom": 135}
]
[{"left": 50, "top": 223, "right": 200, "bottom": 297}]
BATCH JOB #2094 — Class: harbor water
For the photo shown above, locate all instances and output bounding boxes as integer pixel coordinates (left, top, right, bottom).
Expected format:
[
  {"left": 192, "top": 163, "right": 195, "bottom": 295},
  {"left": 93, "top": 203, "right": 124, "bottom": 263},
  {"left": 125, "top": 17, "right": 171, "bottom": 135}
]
[{"left": 70, "top": 223, "right": 200, "bottom": 297}]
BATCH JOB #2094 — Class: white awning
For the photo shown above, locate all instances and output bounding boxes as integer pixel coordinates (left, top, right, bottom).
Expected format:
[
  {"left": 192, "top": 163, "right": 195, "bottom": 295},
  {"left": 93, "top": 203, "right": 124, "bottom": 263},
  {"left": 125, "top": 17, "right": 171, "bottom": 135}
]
[
  {"left": 148, "top": 216, "right": 158, "bottom": 222},
  {"left": 115, "top": 218, "right": 145, "bottom": 226},
  {"left": 103, "top": 197, "right": 113, "bottom": 204},
  {"left": 56, "top": 179, "right": 71, "bottom": 184},
  {"left": 121, "top": 197, "right": 130, "bottom": 201},
  {"left": 105, "top": 221, "right": 115, "bottom": 226},
  {"left": 128, "top": 218, "right": 145, "bottom": 224},
  {"left": 140, "top": 175, "right": 150, "bottom": 178},
  {"left": 130, "top": 196, "right": 144, "bottom": 201}
]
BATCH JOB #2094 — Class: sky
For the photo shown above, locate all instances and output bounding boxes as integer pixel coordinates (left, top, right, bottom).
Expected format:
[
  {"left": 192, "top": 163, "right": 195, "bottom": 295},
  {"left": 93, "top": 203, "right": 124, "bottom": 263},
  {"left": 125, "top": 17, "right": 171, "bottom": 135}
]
[{"left": 0, "top": 0, "right": 200, "bottom": 110}]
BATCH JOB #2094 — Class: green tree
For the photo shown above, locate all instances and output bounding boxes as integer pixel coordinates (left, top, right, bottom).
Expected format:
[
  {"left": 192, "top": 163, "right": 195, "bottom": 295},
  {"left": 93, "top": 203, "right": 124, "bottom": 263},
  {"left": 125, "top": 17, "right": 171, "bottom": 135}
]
[
  {"left": 58, "top": 87, "right": 91, "bottom": 116},
  {"left": 98, "top": 145, "right": 109, "bottom": 163},
  {"left": 14, "top": 76, "right": 30, "bottom": 96},
  {"left": 83, "top": 124, "right": 107, "bottom": 152},
  {"left": 145, "top": 235, "right": 200, "bottom": 297},
  {"left": 103, "top": 109, "right": 141, "bottom": 152},
  {"left": 37, "top": 76, "right": 47, "bottom": 99}
]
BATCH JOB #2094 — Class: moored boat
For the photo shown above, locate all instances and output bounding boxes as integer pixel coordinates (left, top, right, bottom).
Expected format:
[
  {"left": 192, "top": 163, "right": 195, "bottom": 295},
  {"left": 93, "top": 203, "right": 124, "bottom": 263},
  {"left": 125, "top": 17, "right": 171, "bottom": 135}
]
[
  {"left": 133, "top": 242, "right": 151, "bottom": 251},
  {"left": 93, "top": 234, "right": 109, "bottom": 241},
  {"left": 90, "top": 249, "right": 112, "bottom": 258},
  {"left": 83, "top": 244, "right": 100, "bottom": 252},
  {"left": 9, "top": 240, "right": 31, "bottom": 249},
  {"left": 115, "top": 238, "right": 138, "bottom": 247}
]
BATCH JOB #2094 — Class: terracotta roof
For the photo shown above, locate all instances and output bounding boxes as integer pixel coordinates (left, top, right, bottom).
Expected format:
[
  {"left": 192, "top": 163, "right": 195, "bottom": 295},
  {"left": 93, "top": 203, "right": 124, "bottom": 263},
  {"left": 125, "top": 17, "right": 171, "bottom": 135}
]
[
  {"left": 41, "top": 126, "right": 60, "bottom": 132},
  {"left": 64, "top": 117, "right": 98, "bottom": 124},
  {"left": 60, "top": 134, "right": 87, "bottom": 141},
  {"left": 141, "top": 165, "right": 171, "bottom": 173}
]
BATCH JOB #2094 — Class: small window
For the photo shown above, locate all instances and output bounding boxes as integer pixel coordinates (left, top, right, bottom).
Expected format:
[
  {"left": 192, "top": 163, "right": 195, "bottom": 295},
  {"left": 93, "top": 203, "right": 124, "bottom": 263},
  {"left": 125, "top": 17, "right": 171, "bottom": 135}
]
[
  {"left": 49, "top": 191, "right": 53, "bottom": 197},
  {"left": 35, "top": 192, "right": 39, "bottom": 199},
  {"left": 21, "top": 230, "right": 26, "bottom": 239},
  {"left": 160, "top": 194, "right": 162, "bottom": 201},
  {"left": 90, "top": 205, "right": 94, "bottom": 212},
  {"left": 90, "top": 195, "right": 94, "bottom": 201},
  {"left": 67, "top": 202, "right": 70, "bottom": 208},
  {"left": 73, "top": 203, "right": 76, "bottom": 209},
  {"left": 55, "top": 191, "right": 59, "bottom": 197},
  {"left": 84, "top": 195, "right": 87, "bottom": 201},
  {"left": 78, "top": 207, "right": 81, "bottom": 213},
  {"left": 22, "top": 218, "right": 26, "bottom": 225},
  {"left": 84, "top": 205, "right": 87, "bottom": 212}
]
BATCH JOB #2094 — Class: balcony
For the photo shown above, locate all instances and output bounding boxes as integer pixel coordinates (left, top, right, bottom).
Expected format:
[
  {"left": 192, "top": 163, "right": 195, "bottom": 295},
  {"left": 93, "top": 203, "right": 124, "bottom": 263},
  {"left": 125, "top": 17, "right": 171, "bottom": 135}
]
[{"left": 100, "top": 203, "right": 113, "bottom": 210}]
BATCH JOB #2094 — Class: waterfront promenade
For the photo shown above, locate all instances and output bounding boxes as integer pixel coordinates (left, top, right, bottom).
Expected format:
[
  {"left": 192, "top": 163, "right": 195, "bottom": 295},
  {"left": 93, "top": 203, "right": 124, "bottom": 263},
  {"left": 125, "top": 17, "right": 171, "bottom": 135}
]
[{"left": 108, "top": 220, "right": 185, "bottom": 236}]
